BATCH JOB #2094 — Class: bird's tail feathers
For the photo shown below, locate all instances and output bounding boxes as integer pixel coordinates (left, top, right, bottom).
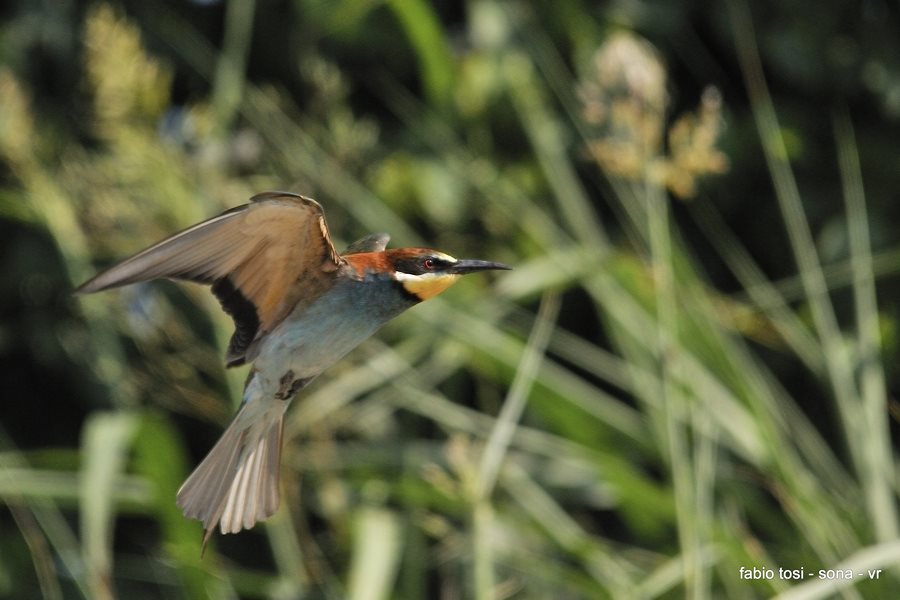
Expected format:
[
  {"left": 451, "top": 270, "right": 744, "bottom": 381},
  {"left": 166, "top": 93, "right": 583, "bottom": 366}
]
[{"left": 176, "top": 403, "right": 284, "bottom": 553}]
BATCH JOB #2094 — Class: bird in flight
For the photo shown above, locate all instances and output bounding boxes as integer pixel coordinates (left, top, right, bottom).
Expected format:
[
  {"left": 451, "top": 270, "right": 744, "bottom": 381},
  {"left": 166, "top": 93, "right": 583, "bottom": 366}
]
[{"left": 76, "top": 191, "right": 510, "bottom": 549}]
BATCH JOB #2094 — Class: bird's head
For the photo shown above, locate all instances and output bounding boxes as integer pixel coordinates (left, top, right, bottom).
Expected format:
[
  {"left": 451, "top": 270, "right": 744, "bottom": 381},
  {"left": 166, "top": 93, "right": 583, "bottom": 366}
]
[{"left": 383, "top": 248, "right": 511, "bottom": 301}]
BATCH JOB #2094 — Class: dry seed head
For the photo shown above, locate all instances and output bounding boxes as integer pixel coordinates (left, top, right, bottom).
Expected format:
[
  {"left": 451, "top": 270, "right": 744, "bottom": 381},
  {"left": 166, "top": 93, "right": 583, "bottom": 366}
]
[{"left": 578, "top": 32, "right": 668, "bottom": 179}]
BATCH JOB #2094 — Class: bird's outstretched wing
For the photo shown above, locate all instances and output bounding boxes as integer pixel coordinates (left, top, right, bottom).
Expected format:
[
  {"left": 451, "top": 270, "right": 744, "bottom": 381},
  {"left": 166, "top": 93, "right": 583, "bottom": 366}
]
[{"left": 76, "top": 191, "right": 345, "bottom": 366}]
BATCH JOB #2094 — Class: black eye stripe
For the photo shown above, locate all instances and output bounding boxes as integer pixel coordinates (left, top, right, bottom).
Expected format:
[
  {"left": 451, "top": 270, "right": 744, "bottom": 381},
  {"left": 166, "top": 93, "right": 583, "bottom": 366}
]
[{"left": 394, "top": 256, "right": 450, "bottom": 275}]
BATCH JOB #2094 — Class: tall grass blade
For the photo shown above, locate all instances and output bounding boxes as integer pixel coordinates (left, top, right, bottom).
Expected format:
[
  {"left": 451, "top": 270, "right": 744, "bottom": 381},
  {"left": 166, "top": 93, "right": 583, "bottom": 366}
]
[
  {"left": 385, "top": 0, "right": 454, "bottom": 111},
  {"left": 477, "top": 291, "right": 561, "bottom": 498},
  {"left": 346, "top": 507, "right": 403, "bottom": 600},
  {"left": 473, "top": 291, "right": 560, "bottom": 600},
  {"left": 834, "top": 112, "right": 897, "bottom": 541},
  {"left": 80, "top": 412, "right": 139, "bottom": 600},
  {"left": 728, "top": 0, "right": 870, "bottom": 559}
]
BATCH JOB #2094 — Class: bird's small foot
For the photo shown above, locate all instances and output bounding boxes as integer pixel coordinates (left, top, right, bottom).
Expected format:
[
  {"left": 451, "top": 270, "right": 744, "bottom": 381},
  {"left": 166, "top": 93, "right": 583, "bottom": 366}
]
[{"left": 274, "top": 370, "right": 310, "bottom": 400}]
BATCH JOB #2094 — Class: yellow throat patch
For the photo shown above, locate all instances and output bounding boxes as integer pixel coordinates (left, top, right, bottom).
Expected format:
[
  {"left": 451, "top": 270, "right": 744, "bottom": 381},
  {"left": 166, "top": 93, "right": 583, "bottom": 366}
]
[{"left": 400, "top": 272, "right": 461, "bottom": 300}]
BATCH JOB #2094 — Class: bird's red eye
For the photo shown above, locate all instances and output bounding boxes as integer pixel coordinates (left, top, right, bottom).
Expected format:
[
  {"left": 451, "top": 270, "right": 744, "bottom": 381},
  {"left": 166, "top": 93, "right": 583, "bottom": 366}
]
[{"left": 423, "top": 258, "right": 436, "bottom": 270}]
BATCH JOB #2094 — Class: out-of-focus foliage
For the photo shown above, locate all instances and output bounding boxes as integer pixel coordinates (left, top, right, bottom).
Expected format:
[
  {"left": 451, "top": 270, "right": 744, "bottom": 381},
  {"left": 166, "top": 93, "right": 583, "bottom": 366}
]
[
  {"left": 2, "top": 0, "right": 900, "bottom": 599},
  {"left": 578, "top": 31, "right": 729, "bottom": 199}
]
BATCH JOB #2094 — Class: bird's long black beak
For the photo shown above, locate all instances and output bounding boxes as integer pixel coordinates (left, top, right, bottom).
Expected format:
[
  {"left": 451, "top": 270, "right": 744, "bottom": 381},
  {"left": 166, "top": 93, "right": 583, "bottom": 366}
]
[{"left": 448, "top": 259, "right": 512, "bottom": 274}]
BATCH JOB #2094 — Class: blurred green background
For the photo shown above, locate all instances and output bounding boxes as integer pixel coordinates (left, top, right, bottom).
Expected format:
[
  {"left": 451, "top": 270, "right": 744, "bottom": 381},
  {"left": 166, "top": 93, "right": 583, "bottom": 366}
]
[{"left": 3, "top": 0, "right": 900, "bottom": 598}]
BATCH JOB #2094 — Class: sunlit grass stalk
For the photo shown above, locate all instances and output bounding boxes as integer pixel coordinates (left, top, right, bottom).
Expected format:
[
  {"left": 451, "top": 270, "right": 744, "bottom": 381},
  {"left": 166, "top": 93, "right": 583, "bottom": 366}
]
[
  {"left": 645, "top": 179, "right": 704, "bottom": 598},
  {"left": 687, "top": 207, "right": 867, "bottom": 505},
  {"left": 346, "top": 507, "right": 403, "bottom": 600},
  {"left": 692, "top": 384, "right": 719, "bottom": 597},
  {"left": 476, "top": 292, "right": 561, "bottom": 497},
  {"left": 471, "top": 501, "right": 495, "bottom": 600},
  {"left": 729, "top": 0, "right": 890, "bottom": 549},
  {"left": 834, "top": 113, "right": 897, "bottom": 541},
  {"left": 7, "top": 502, "right": 62, "bottom": 600},
  {"left": 263, "top": 506, "right": 309, "bottom": 596},
  {"left": 80, "top": 412, "right": 139, "bottom": 600},
  {"left": 472, "top": 292, "right": 559, "bottom": 600}
]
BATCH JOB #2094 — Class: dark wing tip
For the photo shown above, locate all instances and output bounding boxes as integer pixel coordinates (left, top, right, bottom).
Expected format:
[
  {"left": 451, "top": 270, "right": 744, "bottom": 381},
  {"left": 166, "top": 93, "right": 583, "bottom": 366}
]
[
  {"left": 73, "top": 274, "right": 114, "bottom": 295},
  {"left": 72, "top": 281, "right": 93, "bottom": 295}
]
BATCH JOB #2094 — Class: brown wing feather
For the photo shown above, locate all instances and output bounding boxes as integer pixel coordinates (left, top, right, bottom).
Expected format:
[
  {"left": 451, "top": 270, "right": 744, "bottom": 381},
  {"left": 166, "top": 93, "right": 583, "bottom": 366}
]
[{"left": 76, "top": 191, "right": 345, "bottom": 365}]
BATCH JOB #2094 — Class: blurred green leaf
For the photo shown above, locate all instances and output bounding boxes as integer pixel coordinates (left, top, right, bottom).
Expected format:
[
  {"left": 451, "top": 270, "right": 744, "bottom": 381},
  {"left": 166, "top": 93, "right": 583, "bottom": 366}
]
[
  {"left": 132, "top": 413, "right": 235, "bottom": 598},
  {"left": 80, "top": 411, "right": 139, "bottom": 600},
  {"left": 346, "top": 506, "right": 403, "bottom": 600},
  {"left": 386, "top": 0, "right": 454, "bottom": 110}
]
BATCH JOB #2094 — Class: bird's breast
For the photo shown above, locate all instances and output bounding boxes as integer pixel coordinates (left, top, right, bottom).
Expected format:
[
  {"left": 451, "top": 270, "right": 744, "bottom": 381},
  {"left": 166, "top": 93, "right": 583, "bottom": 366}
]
[{"left": 251, "top": 274, "right": 416, "bottom": 396}]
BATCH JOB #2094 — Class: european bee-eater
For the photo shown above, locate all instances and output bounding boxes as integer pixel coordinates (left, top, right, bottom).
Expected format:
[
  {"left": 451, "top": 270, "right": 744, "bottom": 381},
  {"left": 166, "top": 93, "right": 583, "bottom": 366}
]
[{"left": 76, "top": 191, "right": 510, "bottom": 547}]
